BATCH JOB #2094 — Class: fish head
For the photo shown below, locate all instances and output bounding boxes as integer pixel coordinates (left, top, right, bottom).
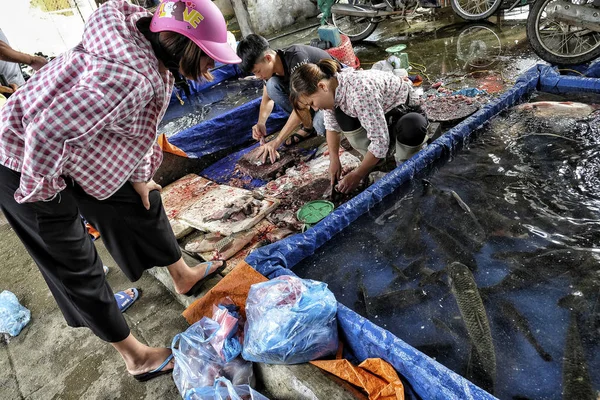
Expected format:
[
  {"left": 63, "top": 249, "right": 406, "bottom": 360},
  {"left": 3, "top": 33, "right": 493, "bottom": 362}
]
[{"left": 446, "top": 261, "right": 471, "bottom": 284}]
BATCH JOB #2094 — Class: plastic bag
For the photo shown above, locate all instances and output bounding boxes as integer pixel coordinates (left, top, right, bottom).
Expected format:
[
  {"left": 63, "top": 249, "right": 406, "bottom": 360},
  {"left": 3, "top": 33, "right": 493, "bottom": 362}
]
[
  {"left": 185, "top": 377, "right": 269, "bottom": 400},
  {"left": 242, "top": 275, "right": 338, "bottom": 364},
  {"left": 211, "top": 300, "right": 243, "bottom": 362},
  {"left": 173, "top": 317, "right": 224, "bottom": 396},
  {"left": 0, "top": 290, "right": 30, "bottom": 337},
  {"left": 172, "top": 312, "right": 254, "bottom": 398}
]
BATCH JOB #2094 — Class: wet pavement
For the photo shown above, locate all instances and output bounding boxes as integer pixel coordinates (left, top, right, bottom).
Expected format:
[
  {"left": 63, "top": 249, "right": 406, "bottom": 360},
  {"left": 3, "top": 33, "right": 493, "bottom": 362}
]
[
  {"left": 268, "top": 6, "right": 541, "bottom": 94},
  {"left": 0, "top": 6, "right": 549, "bottom": 399}
]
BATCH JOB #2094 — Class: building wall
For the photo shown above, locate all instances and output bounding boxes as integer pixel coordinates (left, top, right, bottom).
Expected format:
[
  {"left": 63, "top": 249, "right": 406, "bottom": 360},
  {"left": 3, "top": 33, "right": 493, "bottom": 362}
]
[
  {"left": 214, "top": 0, "right": 235, "bottom": 18},
  {"left": 246, "top": 0, "right": 319, "bottom": 36}
]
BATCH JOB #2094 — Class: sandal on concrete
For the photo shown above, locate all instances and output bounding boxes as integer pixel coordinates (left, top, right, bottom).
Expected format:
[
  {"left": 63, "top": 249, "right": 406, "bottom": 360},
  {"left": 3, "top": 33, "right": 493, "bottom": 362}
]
[
  {"left": 132, "top": 353, "right": 174, "bottom": 382},
  {"left": 115, "top": 288, "right": 140, "bottom": 313},
  {"left": 183, "top": 261, "right": 227, "bottom": 297}
]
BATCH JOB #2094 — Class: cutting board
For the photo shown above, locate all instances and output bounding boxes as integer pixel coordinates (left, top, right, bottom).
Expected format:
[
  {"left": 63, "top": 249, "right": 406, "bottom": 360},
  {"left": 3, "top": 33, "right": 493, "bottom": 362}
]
[
  {"left": 178, "top": 184, "right": 279, "bottom": 236},
  {"left": 161, "top": 174, "right": 216, "bottom": 220}
]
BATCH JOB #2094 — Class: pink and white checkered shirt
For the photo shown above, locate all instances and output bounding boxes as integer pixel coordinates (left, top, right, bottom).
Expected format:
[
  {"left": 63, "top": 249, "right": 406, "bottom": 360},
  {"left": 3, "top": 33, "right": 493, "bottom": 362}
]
[{"left": 0, "top": 1, "right": 173, "bottom": 203}]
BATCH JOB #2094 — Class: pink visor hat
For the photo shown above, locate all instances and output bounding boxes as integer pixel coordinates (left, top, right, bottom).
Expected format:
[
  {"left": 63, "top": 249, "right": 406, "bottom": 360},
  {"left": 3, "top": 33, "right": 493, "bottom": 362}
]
[{"left": 150, "top": 0, "right": 241, "bottom": 64}]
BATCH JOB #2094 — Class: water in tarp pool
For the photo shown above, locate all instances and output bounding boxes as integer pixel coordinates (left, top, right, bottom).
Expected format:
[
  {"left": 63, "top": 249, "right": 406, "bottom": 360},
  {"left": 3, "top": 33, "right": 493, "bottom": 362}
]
[
  {"left": 158, "top": 78, "right": 263, "bottom": 137},
  {"left": 293, "top": 92, "right": 600, "bottom": 400}
]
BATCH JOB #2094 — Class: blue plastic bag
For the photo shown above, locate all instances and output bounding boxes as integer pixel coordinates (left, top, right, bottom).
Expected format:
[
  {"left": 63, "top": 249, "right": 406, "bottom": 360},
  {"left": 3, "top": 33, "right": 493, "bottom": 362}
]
[
  {"left": 242, "top": 275, "right": 338, "bottom": 364},
  {"left": 0, "top": 290, "right": 30, "bottom": 337},
  {"left": 452, "top": 88, "right": 487, "bottom": 97},
  {"left": 185, "top": 377, "right": 269, "bottom": 400}
]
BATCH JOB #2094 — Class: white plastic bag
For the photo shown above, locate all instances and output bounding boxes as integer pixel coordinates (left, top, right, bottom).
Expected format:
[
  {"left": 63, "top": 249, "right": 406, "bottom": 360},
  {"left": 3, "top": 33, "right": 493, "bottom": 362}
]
[{"left": 185, "top": 377, "right": 269, "bottom": 400}]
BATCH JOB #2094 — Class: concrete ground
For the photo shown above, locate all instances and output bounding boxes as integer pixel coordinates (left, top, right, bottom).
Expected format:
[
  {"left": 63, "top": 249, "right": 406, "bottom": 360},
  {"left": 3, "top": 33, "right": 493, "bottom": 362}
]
[{"left": 0, "top": 213, "right": 188, "bottom": 399}]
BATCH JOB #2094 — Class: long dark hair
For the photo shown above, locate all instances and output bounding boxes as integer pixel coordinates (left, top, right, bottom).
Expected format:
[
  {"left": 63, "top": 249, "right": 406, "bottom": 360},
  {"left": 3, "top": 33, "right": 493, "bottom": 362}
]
[
  {"left": 136, "top": 17, "right": 211, "bottom": 82},
  {"left": 290, "top": 59, "right": 341, "bottom": 116}
]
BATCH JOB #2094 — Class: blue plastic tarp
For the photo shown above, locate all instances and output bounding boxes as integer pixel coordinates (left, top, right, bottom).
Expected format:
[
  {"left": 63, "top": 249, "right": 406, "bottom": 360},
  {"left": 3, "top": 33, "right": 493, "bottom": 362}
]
[
  {"left": 539, "top": 64, "right": 600, "bottom": 94},
  {"left": 169, "top": 63, "right": 243, "bottom": 107},
  {"left": 583, "top": 59, "right": 600, "bottom": 78},
  {"left": 200, "top": 142, "right": 268, "bottom": 188},
  {"left": 168, "top": 99, "right": 289, "bottom": 158},
  {"left": 244, "top": 65, "right": 581, "bottom": 400}
]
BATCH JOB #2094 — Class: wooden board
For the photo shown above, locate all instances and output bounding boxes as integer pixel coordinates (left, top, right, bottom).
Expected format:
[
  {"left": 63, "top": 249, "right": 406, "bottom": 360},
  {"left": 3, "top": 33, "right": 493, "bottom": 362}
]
[
  {"left": 161, "top": 174, "right": 216, "bottom": 220},
  {"left": 198, "top": 220, "right": 276, "bottom": 271},
  {"left": 178, "top": 184, "right": 279, "bottom": 236}
]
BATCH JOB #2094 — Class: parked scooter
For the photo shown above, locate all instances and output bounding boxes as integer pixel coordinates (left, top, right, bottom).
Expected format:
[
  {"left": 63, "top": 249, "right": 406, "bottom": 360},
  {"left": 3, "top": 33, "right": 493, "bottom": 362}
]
[
  {"left": 329, "top": 0, "right": 440, "bottom": 41},
  {"left": 527, "top": 0, "right": 600, "bottom": 65}
]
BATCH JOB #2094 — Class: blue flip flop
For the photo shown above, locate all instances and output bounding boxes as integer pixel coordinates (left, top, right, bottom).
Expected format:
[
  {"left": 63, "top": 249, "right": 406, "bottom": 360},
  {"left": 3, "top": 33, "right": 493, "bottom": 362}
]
[
  {"left": 183, "top": 261, "right": 226, "bottom": 297},
  {"left": 133, "top": 353, "right": 174, "bottom": 382},
  {"left": 115, "top": 288, "right": 140, "bottom": 313}
]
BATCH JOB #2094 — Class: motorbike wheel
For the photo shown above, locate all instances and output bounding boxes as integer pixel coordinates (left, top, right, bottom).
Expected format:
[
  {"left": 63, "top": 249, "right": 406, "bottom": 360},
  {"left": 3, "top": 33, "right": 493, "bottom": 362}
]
[
  {"left": 450, "top": 0, "right": 503, "bottom": 20},
  {"left": 332, "top": 0, "right": 379, "bottom": 42},
  {"left": 527, "top": 0, "right": 600, "bottom": 65},
  {"left": 456, "top": 23, "right": 503, "bottom": 69}
]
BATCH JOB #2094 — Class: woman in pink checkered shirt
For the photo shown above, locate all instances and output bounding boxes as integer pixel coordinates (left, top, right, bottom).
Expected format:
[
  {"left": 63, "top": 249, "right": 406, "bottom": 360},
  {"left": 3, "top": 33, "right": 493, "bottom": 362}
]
[{"left": 0, "top": 0, "right": 240, "bottom": 382}]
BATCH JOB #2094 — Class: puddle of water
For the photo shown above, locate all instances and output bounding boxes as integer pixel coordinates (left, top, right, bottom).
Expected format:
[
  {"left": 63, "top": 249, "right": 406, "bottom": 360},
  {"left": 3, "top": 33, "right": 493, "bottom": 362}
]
[
  {"left": 293, "top": 92, "right": 600, "bottom": 399},
  {"left": 269, "top": 7, "right": 540, "bottom": 93}
]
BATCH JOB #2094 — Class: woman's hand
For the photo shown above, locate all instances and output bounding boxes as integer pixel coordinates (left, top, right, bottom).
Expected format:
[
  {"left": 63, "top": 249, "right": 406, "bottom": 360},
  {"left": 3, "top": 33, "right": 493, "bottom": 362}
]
[
  {"left": 336, "top": 170, "right": 364, "bottom": 194},
  {"left": 132, "top": 180, "right": 162, "bottom": 210},
  {"left": 329, "top": 155, "right": 342, "bottom": 186}
]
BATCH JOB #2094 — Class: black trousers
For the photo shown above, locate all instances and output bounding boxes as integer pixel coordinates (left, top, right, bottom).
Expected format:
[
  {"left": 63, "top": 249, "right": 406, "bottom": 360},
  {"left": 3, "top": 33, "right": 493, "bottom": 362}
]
[{"left": 0, "top": 165, "right": 181, "bottom": 342}]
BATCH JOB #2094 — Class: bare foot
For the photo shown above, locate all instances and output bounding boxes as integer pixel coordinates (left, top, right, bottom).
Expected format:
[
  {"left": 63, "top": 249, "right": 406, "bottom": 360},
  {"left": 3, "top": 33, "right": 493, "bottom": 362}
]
[
  {"left": 126, "top": 347, "right": 173, "bottom": 376},
  {"left": 173, "top": 261, "right": 224, "bottom": 295}
]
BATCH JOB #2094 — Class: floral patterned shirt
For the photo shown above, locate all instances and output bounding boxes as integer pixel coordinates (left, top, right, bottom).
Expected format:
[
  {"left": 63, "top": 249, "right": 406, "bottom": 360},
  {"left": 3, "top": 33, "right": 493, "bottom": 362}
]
[{"left": 324, "top": 68, "right": 412, "bottom": 159}]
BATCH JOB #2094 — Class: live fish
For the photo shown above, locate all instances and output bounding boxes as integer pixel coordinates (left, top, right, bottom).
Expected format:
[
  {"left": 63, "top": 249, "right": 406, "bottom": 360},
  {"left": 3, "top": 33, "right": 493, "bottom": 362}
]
[
  {"left": 447, "top": 262, "right": 496, "bottom": 390},
  {"left": 364, "top": 288, "right": 428, "bottom": 317},
  {"left": 423, "top": 221, "right": 477, "bottom": 269},
  {"left": 562, "top": 314, "right": 594, "bottom": 400},
  {"left": 498, "top": 300, "right": 552, "bottom": 362},
  {"left": 513, "top": 101, "right": 597, "bottom": 119}
]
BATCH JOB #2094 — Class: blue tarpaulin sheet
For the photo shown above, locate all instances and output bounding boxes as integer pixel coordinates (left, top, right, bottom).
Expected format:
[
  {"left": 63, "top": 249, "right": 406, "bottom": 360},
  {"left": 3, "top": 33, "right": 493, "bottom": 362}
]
[
  {"left": 168, "top": 99, "right": 289, "bottom": 158},
  {"left": 244, "top": 64, "right": 600, "bottom": 399},
  {"left": 200, "top": 142, "right": 268, "bottom": 188},
  {"left": 169, "top": 63, "right": 243, "bottom": 107},
  {"left": 540, "top": 64, "right": 600, "bottom": 93}
]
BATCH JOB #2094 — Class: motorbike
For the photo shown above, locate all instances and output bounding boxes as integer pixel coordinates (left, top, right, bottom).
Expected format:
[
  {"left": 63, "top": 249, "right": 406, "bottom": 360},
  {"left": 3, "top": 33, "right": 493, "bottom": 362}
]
[
  {"left": 527, "top": 0, "right": 600, "bottom": 65},
  {"left": 329, "top": 0, "right": 441, "bottom": 41}
]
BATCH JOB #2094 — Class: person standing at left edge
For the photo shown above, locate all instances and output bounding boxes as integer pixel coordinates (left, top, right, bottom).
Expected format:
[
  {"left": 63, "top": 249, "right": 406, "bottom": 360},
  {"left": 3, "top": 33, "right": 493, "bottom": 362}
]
[{"left": 0, "top": 0, "right": 240, "bottom": 381}]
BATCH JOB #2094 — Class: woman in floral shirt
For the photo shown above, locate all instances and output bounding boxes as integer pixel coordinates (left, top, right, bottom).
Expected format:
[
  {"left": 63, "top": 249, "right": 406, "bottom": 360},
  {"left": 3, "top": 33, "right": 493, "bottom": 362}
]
[{"left": 290, "top": 59, "right": 428, "bottom": 193}]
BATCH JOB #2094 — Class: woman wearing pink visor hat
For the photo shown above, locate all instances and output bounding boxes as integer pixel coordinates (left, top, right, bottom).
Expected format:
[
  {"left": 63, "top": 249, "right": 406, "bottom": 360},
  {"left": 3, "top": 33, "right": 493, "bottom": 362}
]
[{"left": 0, "top": 0, "right": 239, "bottom": 382}]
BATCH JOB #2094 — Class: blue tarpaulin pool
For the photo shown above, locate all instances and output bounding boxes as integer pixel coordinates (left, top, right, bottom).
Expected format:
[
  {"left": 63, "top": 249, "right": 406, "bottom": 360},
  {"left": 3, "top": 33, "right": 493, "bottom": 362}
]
[{"left": 245, "top": 65, "right": 600, "bottom": 400}]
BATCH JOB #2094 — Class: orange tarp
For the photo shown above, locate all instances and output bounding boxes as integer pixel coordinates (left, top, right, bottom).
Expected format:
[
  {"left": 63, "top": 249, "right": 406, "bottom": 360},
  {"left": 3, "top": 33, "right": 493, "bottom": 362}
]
[
  {"left": 311, "top": 357, "right": 405, "bottom": 400},
  {"left": 157, "top": 133, "right": 187, "bottom": 157},
  {"left": 182, "top": 261, "right": 268, "bottom": 323}
]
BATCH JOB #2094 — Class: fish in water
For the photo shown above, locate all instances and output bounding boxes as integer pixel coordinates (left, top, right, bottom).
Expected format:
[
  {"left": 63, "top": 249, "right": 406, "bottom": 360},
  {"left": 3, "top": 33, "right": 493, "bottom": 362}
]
[
  {"left": 513, "top": 101, "right": 598, "bottom": 119},
  {"left": 498, "top": 300, "right": 552, "bottom": 362},
  {"left": 364, "top": 287, "right": 429, "bottom": 317},
  {"left": 562, "top": 314, "right": 594, "bottom": 400},
  {"left": 447, "top": 262, "right": 496, "bottom": 392},
  {"left": 423, "top": 221, "right": 478, "bottom": 269}
]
